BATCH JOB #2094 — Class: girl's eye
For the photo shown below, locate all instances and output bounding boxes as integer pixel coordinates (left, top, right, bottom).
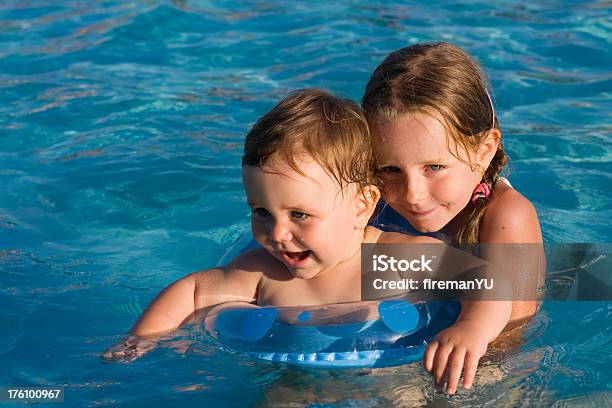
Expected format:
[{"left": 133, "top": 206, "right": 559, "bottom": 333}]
[
  {"left": 380, "top": 166, "right": 401, "bottom": 174},
  {"left": 290, "top": 211, "right": 309, "bottom": 220},
  {"left": 252, "top": 208, "right": 270, "bottom": 217},
  {"left": 426, "top": 164, "right": 444, "bottom": 172}
]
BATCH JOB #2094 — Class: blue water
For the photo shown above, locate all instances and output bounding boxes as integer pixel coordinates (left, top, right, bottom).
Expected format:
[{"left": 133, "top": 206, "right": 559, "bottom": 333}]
[{"left": 1, "top": 0, "right": 610, "bottom": 406}]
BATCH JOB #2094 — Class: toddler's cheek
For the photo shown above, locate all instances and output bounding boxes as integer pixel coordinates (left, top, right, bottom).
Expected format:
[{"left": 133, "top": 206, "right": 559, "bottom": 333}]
[{"left": 250, "top": 223, "right": 266, "bottom": 243}]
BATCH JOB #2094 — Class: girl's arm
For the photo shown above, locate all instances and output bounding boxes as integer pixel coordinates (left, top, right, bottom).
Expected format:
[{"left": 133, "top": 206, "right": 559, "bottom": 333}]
[
  {"left": 427, "top": 189, "right": 544, "bottom": 393},
  {"left": 424, "top": 299, "right": 511, "bottom": 394},
  {"left": 480, "top": 188, "right": 545, "bottom": 320}
]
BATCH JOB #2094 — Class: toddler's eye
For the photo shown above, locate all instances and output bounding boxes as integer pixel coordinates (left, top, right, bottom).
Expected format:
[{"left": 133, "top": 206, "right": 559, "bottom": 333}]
[
  {"left": 252, "top": 208, "right": 270, "bottom": 217},
  {"left": 290, "top": 211, "right": 309, "bottom": 220},
  {"left": 380, "top": 166, "right": 401, "bottom": 174},
  {"left": 426, "top": 164, "right": 444, "bottom": 172}
]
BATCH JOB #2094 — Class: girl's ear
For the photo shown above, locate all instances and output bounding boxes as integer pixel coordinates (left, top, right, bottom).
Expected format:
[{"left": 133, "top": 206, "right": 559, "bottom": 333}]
[
  {"left": 478, "top": 129, "right": 501, "bottom": 169},
  {"left": 354, "top": 185, "right": 381, "bottom": 229}
]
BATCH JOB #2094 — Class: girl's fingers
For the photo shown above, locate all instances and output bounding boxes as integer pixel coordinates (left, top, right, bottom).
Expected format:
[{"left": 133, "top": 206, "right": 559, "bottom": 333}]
[
  {"left": 433, "top": 344, "right": 453, "bottom": 384},
  {"left": 424, "top": 341, "right": 439, "bottom": 372},
  {"left": 462, "top": 352, "right": 481, "bottom": 390},
  {"left": 445, "top": 348, "right": 466, "bottom": 395}
]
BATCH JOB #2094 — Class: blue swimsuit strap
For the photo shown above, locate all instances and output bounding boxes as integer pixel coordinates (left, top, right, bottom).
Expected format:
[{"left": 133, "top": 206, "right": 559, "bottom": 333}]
[{"left": 370, "top": 200, "right": 453, "bottom": 243}]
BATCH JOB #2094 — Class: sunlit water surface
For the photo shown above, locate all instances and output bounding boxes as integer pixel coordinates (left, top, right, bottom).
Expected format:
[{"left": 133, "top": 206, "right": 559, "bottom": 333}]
[{"left": 1, "top": 1, "right": 611, "bottom": 406}]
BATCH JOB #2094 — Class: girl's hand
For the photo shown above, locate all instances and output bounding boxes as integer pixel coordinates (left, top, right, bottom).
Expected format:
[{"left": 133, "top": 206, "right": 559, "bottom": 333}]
[{"left": 423, "top": 320, "right": 489, "bottom": 395}]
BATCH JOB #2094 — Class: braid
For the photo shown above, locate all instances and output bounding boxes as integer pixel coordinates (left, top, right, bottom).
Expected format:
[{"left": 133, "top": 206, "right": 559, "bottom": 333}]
[{"left": 457, "top": 145, "right": 509, "bottom": 244}]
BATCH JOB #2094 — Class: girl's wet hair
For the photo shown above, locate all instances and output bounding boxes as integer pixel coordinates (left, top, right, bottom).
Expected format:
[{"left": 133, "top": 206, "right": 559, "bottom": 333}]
[
  {"left": 362, "top": 42, "right": 509, "bottom": 244},
  {"left": 243, "top": 88, "right": 378, "bottom": 191}
]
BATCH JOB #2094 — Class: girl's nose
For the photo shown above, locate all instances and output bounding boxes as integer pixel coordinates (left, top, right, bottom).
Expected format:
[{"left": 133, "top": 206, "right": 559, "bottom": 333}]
[
  {"left": 268, "top": 219, "right": 292, "bottom": 243},
  {"left": 404, "top": 177, "right": 427, "bottom": 205}
]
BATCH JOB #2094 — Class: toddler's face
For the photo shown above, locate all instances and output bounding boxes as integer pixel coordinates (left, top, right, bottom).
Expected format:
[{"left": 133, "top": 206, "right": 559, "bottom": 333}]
[
  {"left": 242, "top": 155, "right": 365, "bottom": 279},
  {"left": 374, "top": 112, "right": 482, "bottom": 233}
]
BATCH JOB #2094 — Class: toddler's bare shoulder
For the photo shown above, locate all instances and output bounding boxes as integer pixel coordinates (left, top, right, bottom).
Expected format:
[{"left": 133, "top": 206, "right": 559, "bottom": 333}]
[
  {"left": 226, "top": 248, "right": 294, "bottom": 281},
  {"left": 190, "top": 249, "right": 275, "bottom": 303},
  {"left": 189, "top": 249, "right": 269, "bottom": 282}
]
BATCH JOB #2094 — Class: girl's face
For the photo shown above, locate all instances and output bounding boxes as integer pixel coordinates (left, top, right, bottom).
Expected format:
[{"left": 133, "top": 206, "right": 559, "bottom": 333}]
[{"left": 374, "top": 112, "right": 483, "bottom": 233}]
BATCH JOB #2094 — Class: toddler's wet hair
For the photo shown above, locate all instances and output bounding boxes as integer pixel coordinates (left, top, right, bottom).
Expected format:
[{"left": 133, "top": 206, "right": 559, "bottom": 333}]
[{"left": 243, "top": 88, "right": 378, "bottom": 190}]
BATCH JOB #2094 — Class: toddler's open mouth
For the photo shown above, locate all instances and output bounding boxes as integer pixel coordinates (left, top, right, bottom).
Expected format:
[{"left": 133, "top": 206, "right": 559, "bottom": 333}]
[{"left": 280, "top": 250, "right": 312, "bottom": 267}]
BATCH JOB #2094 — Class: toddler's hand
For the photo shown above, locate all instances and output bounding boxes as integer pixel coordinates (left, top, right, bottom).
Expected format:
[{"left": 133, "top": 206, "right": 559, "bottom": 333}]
[
  {"left": 424, "top": 320, "right": 489, "bottom": 395},
  {"left": 102, "top": 335, "right": 156, "bottom": 363}
]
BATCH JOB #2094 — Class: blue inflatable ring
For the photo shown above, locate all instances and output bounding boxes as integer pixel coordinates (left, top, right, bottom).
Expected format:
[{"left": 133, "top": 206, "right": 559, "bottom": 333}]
[
  {"left": 204, "top": 232, "right": 461, "bottom": 368},
  {"left": 204, "top": 297, "right": 460, "bottom": 368}
]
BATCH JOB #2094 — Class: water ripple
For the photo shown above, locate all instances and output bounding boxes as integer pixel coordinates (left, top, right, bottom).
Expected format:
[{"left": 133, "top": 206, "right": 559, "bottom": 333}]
[{"left": 0, "top": 1, "right": 610, "bottom": 406}]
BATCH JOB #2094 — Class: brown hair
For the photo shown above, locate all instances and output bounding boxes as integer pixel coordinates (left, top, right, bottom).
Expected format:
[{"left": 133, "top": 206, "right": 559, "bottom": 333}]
[
  {"left": 243, "top": 88, "right": 378, "bottom": 192},
  {"left": 362, "top": 42, "right": 508, "bottom": 244}
]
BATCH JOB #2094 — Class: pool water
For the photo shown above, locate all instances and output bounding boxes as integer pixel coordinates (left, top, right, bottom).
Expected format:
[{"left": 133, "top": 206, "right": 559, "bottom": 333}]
[{"left": 1, "top": 1, "right": 610, "bottom": 406}]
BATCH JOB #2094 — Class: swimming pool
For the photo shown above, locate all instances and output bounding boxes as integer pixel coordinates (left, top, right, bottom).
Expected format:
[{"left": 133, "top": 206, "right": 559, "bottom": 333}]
[{"left": 1, "top": 0, "right": 610, "bottom": 406}]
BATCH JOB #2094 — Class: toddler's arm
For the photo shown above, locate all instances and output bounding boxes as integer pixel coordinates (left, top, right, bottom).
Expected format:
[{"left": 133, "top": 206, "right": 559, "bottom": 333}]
[
  {"left": 102, "top": 271, "right": 207, "bottom": 362},
  {"left": 103, "top": 251, "right": 263, "bottom": 362},
  {"left": 130, "top": 271, "right": 204, "bottom": 337}
]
